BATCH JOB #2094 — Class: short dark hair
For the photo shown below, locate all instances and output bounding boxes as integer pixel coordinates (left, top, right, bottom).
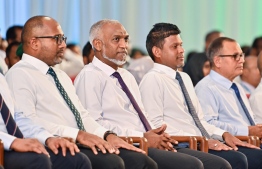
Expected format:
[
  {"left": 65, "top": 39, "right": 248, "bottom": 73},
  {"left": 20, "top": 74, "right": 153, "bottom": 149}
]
[
  {"left": 251, "top": 36, "right": 262, "bottom": 49},
  {"left": 207, "top": 37, "right": 236, "bottom": 66},
  {"left": 146, "top": 23, "right": 181, "bottom": 61},
  {"left": 82, "top": 41, "right": 92, "bottom": 57},
  {"left": 205, "top": 30, "right": 221, "bottom": 42},
  {"left": 5, "top": 41, "right": 21, "bottom": 58},
  {"left": 6, "top": 25, "right": 23, "bottom": 42}
]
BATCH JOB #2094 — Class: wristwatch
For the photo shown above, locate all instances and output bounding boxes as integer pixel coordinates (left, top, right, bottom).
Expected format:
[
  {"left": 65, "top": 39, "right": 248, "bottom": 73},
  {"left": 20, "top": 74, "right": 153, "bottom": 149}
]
[{"left": 103, "top": 130, "right": 117, "bottom": 141}]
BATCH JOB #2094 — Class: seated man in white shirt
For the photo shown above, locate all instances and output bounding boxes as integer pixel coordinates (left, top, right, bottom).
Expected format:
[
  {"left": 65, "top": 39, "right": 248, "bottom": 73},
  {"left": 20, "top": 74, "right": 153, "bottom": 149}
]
[
  {"left": 5, "top": 15, "right": 152, "bottom": 169},
  {"left": 139, "top": 22, "right": 262, "bottom": 169},
  {"left": 0, "top": 73, "right": 91, "bottom": 169},
  {"left": 249, "top": 52, "right": 262, "bottom": 123},
  {"left": 195, "top": 37, "right": 262, "bottom": 168},
  {"left": 74, "top": 19, "right": 230, "bottom": 169}
]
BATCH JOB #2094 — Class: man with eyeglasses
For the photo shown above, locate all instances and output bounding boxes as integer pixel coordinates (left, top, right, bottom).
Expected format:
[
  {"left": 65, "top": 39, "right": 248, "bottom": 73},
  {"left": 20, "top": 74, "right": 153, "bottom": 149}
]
[
  {"left": 5, "top": 15, "right": 154, "bottom": 169},
  {"left": 195, "top": 37, "right": 262, "bottom": 165}
]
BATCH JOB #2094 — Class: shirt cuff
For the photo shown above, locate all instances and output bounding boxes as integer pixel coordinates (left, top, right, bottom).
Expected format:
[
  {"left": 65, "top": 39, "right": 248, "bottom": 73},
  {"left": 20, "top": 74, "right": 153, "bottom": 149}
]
[
  {"left": 2, "top": 133, "right": 16, "bottom": 150},
  {"left": 61, "top": 126, "right": 80, "bottom": 141},
  {"left": 37, "top": 131, "right": 55, "bottom": 146},
  {"left": 236, "top": 126, "right": 249, "bottom": 136},
  {"left": 211, "top": 128, "right": 226, "bottom": 141}
]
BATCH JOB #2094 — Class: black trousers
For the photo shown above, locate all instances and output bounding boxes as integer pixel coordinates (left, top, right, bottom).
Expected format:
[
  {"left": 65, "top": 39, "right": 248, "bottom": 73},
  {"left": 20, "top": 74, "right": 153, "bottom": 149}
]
[
  {"left": 79, "top": 147, "right": 157, "bottom": 169},
  {"left": 210, "top": 146, "right": 262, "bottom": 169},
  {"left": 149, "top": 148, "right": 205, "bottom": 169},
  {"left": 177, "top": 148, "right": 231, "bottom": 169},
  {"left": 4, "top": 148, "right": 91, "bottom": 169}
]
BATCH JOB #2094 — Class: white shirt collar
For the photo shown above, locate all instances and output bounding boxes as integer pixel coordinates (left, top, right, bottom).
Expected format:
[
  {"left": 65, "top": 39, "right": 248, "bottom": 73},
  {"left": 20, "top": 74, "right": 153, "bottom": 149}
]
[
  {"left": 92, "top": 56, "right": 117, "bottom": 76},
  {"left": 153, "top": 63, "right": 177, "bottom": 79},
  {"left": 22, "top": 53, "right": 50, "bottom": 75},
  {"left": 209, "top": 70, "right": 233, "bottom": 89}
]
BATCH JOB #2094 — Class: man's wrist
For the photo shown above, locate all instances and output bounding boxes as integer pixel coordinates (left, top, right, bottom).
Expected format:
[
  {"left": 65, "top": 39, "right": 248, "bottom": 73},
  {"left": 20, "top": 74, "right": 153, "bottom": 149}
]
[{"left": 103, "top": 131, "right": 117, "bottom": 141}]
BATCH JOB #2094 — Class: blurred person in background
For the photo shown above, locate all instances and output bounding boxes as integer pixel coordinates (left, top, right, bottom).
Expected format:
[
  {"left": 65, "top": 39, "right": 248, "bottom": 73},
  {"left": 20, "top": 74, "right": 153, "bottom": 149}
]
[
  {"left": 82, "top": 41, "right": 94, "bottom": 65},
  {"left": 5, "top": 41, "right": 21, "bottom": 69},
  {"left": 250, "top": 37, "right": 262, "bottom": 56},
  {"left": 6, "top": 25, "right": 23, "bottom": 44}
]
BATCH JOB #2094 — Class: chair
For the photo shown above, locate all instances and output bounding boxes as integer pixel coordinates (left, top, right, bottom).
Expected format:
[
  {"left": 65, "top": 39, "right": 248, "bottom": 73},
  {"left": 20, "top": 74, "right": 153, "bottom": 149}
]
[
  {"left": 122, "top": 137, "right": 149, "bottom": 155},
  {"left": 235, "top": 135, "right": 260, "bottom": 147},
  {"left": 0, "top": 140, "right": 4, "bottom": 166},
  {"left": 171, "top": 136, "right": 208, "bottom": 153}
]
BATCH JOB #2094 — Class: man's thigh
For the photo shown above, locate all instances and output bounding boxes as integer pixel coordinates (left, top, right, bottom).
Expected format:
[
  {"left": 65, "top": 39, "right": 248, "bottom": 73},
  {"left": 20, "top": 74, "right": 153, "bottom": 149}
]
[
  {"left": 117, "top": 148, "right": 157, "bottom": 169},
  {"left": 47, "top": 148, "right": 92, "bottom": 169},
  {"left": 148, "top": 148, "right": 203, "bottom": 169},
  {"left": 237, "top": 146, "right": 262, "bottom": 169},
  {"left": 79, "top": 146, "right": 125, "bottom": 169},
  {"left": 4, "top": 150, "right": 51, "bottom": 169},
  {"left": 177, "top": 148, "right": 231, "bottom": 169}
]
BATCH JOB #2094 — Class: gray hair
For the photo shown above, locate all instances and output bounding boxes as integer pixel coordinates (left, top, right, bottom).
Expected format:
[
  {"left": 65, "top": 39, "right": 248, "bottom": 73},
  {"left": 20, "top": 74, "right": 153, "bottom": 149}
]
[
  {"left": 89, "top": 19, "right": 121, "bottom": 47},
  {"left": 207, "top": 37, "right": 236, "bottom": 66}
]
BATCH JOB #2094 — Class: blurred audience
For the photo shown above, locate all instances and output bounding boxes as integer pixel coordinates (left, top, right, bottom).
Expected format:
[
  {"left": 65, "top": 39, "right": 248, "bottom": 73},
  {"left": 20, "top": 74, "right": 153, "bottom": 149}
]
[
  {"left": 54, "top": 48, "right": 84, "bottom": 81},
  {"left": 82, "top": 41, "right": 94, "bottom": 64},
  {"left": 127, "top": 56, "right": 154, "bottom": 84},
  {"left": 184, "top": 30, "right": 222, "bottom": 84},
  {"left": 249, "top": 52, "right": 262, "bottom": 123},
  {"left": 130, "top": 47, "right": 146, "bottom": 59},
  {"left": 250, "top": 36, "right": 262, "bottom": 56},
  {"left": 239, "top": 55, "right": 260, "bottom": 97},
  {"left": 67, "top": 43, "right": 82, "bottom": 55},
  {"left": 5, "top": 41, "right": 21, "bottom": 69},
  {"left": 6, "top": 25, "right": 23, "bottom": 44},
  {"left": 183, "top": 53, "right": 211, "bottom": 86}
]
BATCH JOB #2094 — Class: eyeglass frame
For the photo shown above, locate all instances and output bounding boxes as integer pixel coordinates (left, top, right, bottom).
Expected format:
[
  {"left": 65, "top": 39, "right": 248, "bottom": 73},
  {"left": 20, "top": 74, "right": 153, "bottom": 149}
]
[
  {"left": 218, "top": 53, "right": 245, "bottom": 61},
  {"left": 35, "top": 34, "right": 67, "bottom": 45}
]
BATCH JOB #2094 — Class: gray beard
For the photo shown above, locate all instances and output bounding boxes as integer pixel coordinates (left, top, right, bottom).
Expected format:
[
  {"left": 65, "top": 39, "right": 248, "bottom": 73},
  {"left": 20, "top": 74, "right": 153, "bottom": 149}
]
[{"left": 102, "top": 53, "right": 127, "bottom": 66}]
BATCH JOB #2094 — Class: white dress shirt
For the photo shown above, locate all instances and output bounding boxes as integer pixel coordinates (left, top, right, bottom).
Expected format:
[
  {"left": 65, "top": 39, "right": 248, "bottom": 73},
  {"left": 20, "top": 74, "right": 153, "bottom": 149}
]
[
  {"left": 74, "top": 56, "right": 155, "bottom": 137},
  {"left": 5, "top": 54, "right": 107, "bottom": 140},
  {"left": 195, "top": 70, "right": 255, "bottom": 136},
  {"left": 139, "top": 63, "right": 225, "bottom": 140},
  {"left": 0, "top": 73, "right": 52, "bottom": 150},
  {"left": 249, "top": 79, "right": 262, "bottom": 123}
]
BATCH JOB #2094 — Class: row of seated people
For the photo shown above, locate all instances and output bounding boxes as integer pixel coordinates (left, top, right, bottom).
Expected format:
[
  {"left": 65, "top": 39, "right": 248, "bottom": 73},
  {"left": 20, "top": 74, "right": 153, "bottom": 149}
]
[{"left": 1, "top": 15, "right": 262, "bottom": 169}]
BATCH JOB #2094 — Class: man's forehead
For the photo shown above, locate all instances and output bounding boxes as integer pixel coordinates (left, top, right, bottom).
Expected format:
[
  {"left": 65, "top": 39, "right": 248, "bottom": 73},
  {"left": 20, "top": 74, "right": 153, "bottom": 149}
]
[{"left": 104, "top": 23, "right": 128, "bottom": 35}]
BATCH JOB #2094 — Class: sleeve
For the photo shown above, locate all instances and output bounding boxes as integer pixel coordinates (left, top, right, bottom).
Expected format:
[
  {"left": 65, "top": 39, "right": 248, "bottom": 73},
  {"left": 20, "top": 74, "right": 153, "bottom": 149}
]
[
  {"left": 0, "top": 131, "right": 16, "bottom": 150},
  {"left": 75, "top": 70, "right": 144, "bottom": 137},
  {"left": 6, "top": 69, "right": 80, "bottom": 140},
  {"left": 14, "top": 111, "right": 53, "bottom": 145},
  {"left": 195, "top": 84, "right": 248, "bottom": 136}
]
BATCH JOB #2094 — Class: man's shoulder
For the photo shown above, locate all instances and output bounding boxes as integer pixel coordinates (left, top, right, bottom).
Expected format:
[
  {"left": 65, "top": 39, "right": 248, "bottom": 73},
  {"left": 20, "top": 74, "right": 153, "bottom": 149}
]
[{"left": 195, "top": 75, "right": 215, "bottom": 92}]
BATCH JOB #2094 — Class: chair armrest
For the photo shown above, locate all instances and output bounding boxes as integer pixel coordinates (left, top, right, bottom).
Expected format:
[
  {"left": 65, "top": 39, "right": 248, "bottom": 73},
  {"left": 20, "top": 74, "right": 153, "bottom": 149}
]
[
  {"left": 0, "top": 140, "right": 4, "bottom": 166},
  {"left": 119, "top": 137, "right": 148, "bottom": 155},
  {"left": 170, "top": 136, "right": 197, "bottom": 150},
  {"left": 235, "top": 135, "right": 260, "bottom": 147},
  {"left": 193, "top": 136, "right": 208, "bottom": 153},
  {"left": 235, "top": 135, "right": 255, "bottom": 145}
]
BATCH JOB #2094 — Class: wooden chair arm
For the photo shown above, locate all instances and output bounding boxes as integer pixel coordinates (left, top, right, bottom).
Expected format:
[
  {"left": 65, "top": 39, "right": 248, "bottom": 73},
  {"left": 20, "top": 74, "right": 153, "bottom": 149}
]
[
  {"left": 0, "top": 140, "right": 4, "bottom": 166},
  {"left": 119, "top": 137, "right": 148, "bottom": 155},
  {"left": 170, "top": 136, "right": 197, "bottom": 150},
  {"left": 235, "top": 135, "right": 255, "bottom": 145},
  {"left": 235, "top": 135, "right": 260, "bottom": 147},
  {"left": 193, "top": 136, "right": 208, "bottom": 153}
]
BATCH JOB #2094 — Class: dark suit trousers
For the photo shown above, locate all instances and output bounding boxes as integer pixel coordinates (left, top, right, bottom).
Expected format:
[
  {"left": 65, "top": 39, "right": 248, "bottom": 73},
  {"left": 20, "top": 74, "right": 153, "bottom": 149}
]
[
  {"left": 210, "top": 146, "right": 262, "bottom": 169},
  {"left": 79, "top": 147, "right": 157, "bottom": 169},
  {"left": 4, "top": 148, "right": 92, "bottom": 169}
]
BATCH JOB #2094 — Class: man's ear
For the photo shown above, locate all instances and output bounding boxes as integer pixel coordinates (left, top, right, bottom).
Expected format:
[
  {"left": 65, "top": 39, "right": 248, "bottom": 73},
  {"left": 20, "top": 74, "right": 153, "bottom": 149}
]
[
  {"left": 213, "top": 56, "right": 221, "bottom": 68},
  {"left": 92, "top": 39, "right": 102, "bottom": 51},
  {"left": 30, "top": 38, "right": 38, "bottom": 51},
  {"left": 152, "top": 46, "right": 161, "bottom": 59}
]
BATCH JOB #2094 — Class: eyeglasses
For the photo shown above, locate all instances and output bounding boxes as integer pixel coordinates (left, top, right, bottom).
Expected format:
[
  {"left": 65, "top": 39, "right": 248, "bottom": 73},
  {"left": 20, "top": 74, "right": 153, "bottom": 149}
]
[
  {"left": 35, "top": 35, "right": 67, "bottom": 45},
  {"left": 219, "top": 53, "right": 245, "bottom": 61}
]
